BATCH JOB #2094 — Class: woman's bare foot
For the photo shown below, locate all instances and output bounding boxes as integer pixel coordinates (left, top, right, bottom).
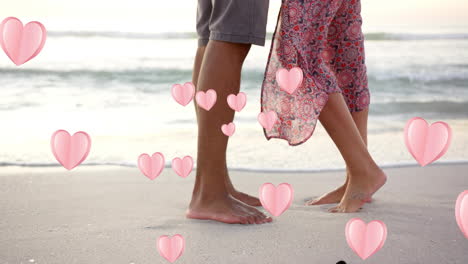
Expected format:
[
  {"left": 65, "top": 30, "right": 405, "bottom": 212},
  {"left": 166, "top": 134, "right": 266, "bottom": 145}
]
[
  {"left": 306, "top": 183, "right": 347, "bottom": 205},
  {"left": 329, "top": 167, "right": 387, "bottom": 213},
  {"left": 306, "top": 172, "right": 372, "bottom": 206},
  {"left": 186, "top": 194, "right": 272, "bottom": 224}
]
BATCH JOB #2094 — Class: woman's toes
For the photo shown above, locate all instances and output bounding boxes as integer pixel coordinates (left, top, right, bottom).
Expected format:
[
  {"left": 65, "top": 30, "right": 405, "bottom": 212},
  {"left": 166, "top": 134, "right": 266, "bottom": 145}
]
[{"left": 328, "top": 206, "right": 340, "bottom": 213}]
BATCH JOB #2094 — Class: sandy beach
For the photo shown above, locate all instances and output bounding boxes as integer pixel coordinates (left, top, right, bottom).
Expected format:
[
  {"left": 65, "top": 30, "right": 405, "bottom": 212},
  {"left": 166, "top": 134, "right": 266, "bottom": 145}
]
[{"left": 1, "top": 163, "right": 467, "bottom": 264}]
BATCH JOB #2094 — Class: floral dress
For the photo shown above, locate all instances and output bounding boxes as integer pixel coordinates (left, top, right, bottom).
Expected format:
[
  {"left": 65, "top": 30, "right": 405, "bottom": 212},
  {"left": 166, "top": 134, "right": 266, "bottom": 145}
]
[{"left": 261, "top": 0, "right": 370, "bottom": 146}]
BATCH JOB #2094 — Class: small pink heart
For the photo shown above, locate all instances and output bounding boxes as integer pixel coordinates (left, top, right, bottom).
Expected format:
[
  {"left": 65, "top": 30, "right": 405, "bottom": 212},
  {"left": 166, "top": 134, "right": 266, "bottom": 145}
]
[
  {"left": 171, "top": 156, "right": 193, "bottom": 178},
  {"left": 137, "top": 152, "right": 165, "bottom": 180},
  {"left": 157, "top": 234, "right": 185, "bottom": 263},
  {"left": 259, "top": 183, "right": 294, "bottom": 217},
  {"left": 171, "top": 82, "right": 195, "bottom": 106},
  {"left": 345, "top": 218, "right": 387, "bottom": 260},
  {"left": 50, "top": 130, "right": 91, "bottom": 170},
  {"left": 227, "top": 92, "right": 247, "bottom": 112},
  {"left": 404, "top": 117, "right": 452, "bottom": 166},
  {"left": 0, "top": 17, "right": 47, "bottom": 66},
  {"left": 258, "top": 111, "right": 278, "bottom": 132},
  {"left": 221, "top": 122, "right": 236, "bottom": 136},
  {"left": 276, "top": 67, "right": 303, "bottom": 94},
  {"left": 455, "top": 190, "right": 468, "bottom": 239},
  {"left": 195, "top": 89, "right": 217, "bottom": 111}
]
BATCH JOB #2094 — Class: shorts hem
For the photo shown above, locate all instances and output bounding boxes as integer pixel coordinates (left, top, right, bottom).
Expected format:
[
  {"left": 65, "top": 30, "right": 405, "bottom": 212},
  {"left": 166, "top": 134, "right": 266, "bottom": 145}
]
[
  {"left": 209, "top": 32, "right": 266, "bottom": 46},
  {"left": 198, "top": 38, "right": 209, "bottom": 47}
]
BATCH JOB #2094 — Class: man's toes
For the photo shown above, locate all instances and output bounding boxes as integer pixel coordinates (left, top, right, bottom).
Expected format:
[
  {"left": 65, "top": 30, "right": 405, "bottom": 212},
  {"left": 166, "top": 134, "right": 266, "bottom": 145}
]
[
  {"left": 238, "top": 216, "right": 249, "bottom": 225},
  {"left": 328, "top": 206, "right": 340, "bottom": 213},
  {"left": 249, "top": 215, "right": 258, "bottom": 224},
  {"left": 253, "top": 214, "right": 263, "bottom": 224}
]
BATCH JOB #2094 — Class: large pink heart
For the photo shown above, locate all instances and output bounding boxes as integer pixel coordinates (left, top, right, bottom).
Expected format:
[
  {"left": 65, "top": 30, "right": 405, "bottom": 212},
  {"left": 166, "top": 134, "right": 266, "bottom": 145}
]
[
  {"left": 404, "top": 117, "right": 452, "bottom": 166},
  {"left": 171, "top": 82, "right": 195, "bottom": 106},
  {"left": 227, "top": 92, "right": 247, "bottom": 112},
  {"left": 259, "top": 183, "right": 293, "bottom": 217},
  {"left": 0, "top": 17, "right": 47, "bottom": 66},
  {"left": 455, "top": 190, "right": 468, "bottom": 239},
  {"left": 137, "top": 152, "right": 165, "bottom": 180},
  {"left": 276, "top": 67, "right": 303, "bottom": 94},
  {"left": 195, "top": 89, "right": 217, "bottom": 111},
  {"left": 258, "top": 111, "right": 278, "bottom": 132},
  {"left": 345, "top": 218, "right": 387, "bottom": 260},
  {"left": 171, "top": 156, "right": 193, "bottom": 178},
  {"left": 157, "top": 234, "right": 185, "bottom": 263},
  {"left": 50, "top": 130, "right": 91, "bottom": 170},
  {"left": 221, "top": 122, "right": 235, "bottom": 136}
]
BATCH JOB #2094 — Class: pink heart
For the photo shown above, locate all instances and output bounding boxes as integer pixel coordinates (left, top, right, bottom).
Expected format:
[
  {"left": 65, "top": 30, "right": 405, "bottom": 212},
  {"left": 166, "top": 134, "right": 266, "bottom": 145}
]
[
  {"left": 258, "top": 111, "right": 278, "bottom": 132},
  {"left": 171, "top": 156, "right": 193, "bottom": 178},
  {"left": 195, "top": 89, "right": 217, "bottom": 111},
  {"left": 50, "top": 130, "right": 91, "bottom": 170},
  {"left": 137, "top": 152, "right": 165, "bottom": 180},
  {"left": 227, "top": 92, "right": 247, "bottom": 112},
  {"left": 259, "top": 183, "right": 294, "bottom": 217},
  {"left": 171, "top": 82, "right": 195, "bottom": 106},
  {"left": 221, "top": 122, "right": 236, "bottom": 136},
  {"left": 404, "top": 117, "right": 452, "bottom": 166},
  {"left": 276, "top": 67, "right": 303, "bottom": 94},
  {"left": 157, "top": 234, "right": 185, "bottom": 263},
  {"left": 0, "top": 17, "right": 47, "bottom": 66},
  {"left": 345, "top": 218, "right": 387, "bottom": 260},
  {"left": 455, "top": 190, "right": 468, "bottom": 239}
]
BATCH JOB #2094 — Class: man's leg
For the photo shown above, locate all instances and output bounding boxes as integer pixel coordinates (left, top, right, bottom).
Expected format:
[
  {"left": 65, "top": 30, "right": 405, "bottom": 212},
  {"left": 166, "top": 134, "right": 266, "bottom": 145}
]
[
  {"left": 187, "top": 40, "right": 272, "bottom": 224},
  {"left": 192, "top": 46, "right": 261, "bottom": 207},
  {"left": 317, "top": 93, "right": 386, "bottom": 213},
  {"left": 306, "top": 108, "right": 369, "bottom": 205}
]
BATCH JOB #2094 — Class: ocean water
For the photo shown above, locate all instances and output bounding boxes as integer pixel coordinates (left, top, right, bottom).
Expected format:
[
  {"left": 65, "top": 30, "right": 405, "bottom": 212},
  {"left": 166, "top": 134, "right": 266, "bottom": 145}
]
[{"left": 1, "top": 29, "right": 467, "bottom": 171}]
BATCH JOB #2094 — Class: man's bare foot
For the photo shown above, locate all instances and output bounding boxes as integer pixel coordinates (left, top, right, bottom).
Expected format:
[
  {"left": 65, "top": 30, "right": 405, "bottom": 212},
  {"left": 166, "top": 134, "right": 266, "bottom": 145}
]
[
  {"left": 224, "top": 171, "right": 262, "bottom": 207},
  {"left": 230, "top": 190, "right": 262, "bottom": 207},
  {"left": 186, "top": 194, "right": 272, "bottom": 224},
  {"left": 329, "top": 167, "right": 387, "bottom": 213}
]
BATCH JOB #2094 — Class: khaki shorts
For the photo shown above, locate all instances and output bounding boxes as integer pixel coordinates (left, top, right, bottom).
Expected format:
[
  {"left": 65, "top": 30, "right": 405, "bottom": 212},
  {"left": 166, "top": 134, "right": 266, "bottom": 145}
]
[{"left": 196, "top": 0, "right": 270, "bottom": 47}]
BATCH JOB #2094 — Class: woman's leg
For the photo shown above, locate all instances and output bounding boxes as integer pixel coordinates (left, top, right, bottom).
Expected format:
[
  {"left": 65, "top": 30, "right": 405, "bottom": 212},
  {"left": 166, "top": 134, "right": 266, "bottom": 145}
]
[
  {"left": 306, "top": 108, "right": 369, "bottom": 205},
  {"left": 317, "top": 93, "right": 386, "bottom": 213},
  {"left": 306, "top": 0, "right": 372, "bottom": 206}
]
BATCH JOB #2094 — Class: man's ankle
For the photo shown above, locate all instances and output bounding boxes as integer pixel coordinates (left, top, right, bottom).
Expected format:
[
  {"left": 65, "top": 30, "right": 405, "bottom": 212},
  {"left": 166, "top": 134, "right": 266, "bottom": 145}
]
[{"left": 191, "top": 186, "right": 229, "bottom": 202}]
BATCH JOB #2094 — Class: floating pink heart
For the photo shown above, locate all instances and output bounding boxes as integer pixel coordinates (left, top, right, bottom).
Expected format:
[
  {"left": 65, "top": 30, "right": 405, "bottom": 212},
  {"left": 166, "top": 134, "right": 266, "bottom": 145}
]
[
  {"left": 276, "top": 67, "right": 303, "bottom": 94},
  {"left": 50, "top": 130, "right": 91, "bottom": 170},
  {"left": 404, "top": 117, "right": 452, "bottom": 166},
  {"left": 259, "top": 183, "right": 293, "bottom": 217},
  {"left": 195, "top": 89, "right": 217, "bottom": 111},
  {"left": 258, "top": 110, "right": 278, "bottom": 132},
  {"left": 345, "top": 218, "right": 387, "bottom": 260},
  {"left": 137, "top": 152, "right": 165, "bottom": 180},
  {"left": 227, "top": 92, "right": 247, "bottom": 112},
  {"left": 171, "top": 156, "right": 193, "bottom": 178},
  {"left": 171, "top": 82, "right": 195, "bottom": 106},
  {"left": 0, "top": 17, "right": 47, "bottom": 66},
  {"left": 221, "top": 122, "right": 236, "bottom": 136},
  {"left": 157, "top": 234, "right": 185, "bottom": 263},
  {"left": 455, "top": 190, "right": 468, "bottom": 239}
]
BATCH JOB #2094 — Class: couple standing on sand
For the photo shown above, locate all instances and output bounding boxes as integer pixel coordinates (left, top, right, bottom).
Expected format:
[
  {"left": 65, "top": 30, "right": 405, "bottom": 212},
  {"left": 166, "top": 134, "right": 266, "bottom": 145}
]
[{"left": 187, "top": 0, "right": 387, "bottom": 225}]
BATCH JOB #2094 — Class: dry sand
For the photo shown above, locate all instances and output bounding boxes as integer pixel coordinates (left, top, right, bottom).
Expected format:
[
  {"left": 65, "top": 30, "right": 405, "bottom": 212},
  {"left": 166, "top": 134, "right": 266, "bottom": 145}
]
[{"left": 1, "top": 163, "right": 467, "bottom": 264}]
